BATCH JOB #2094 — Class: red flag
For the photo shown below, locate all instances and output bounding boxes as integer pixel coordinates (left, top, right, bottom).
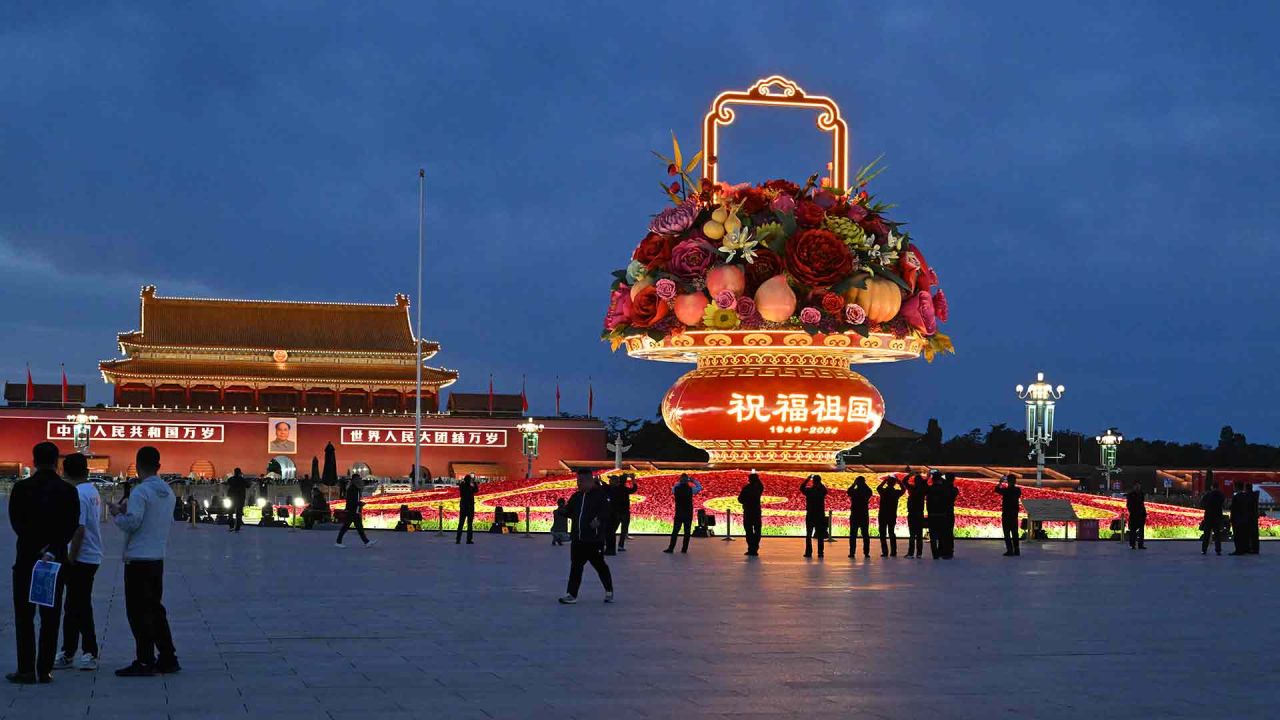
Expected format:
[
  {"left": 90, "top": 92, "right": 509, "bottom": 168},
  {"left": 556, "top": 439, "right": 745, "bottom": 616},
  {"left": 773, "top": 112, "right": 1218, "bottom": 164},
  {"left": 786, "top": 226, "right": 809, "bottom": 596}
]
[
  {"left": 25, "top": 364, "right": 34, "bottom": 404},
  {"left": 520, "top": 375, "right": 528, "bottom": 414},
  {"left": 555, "top": 378, "right": 561, "bottom": 416},
  {"left": 588, "top": 379, "right": 594, "bottom": 418},
  {"left": 488, "top": 374, "right": 494, "bottom": 416},
  {"left": 61, "top": 364, "right": 68, "bottom": 405}
]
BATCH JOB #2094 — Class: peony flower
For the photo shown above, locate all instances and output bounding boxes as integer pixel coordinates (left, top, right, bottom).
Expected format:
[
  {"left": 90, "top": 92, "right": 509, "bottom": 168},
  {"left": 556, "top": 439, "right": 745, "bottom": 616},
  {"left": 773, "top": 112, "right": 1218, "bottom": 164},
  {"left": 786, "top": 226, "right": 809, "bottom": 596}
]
[
  {"left": 745, "top": 248, "right": 784, "bottom": 295},
  {"left": 845, "top": 203, "right": 868, "bottom": 222},
  {"left": 714, "top": 289, "right": 737, "bottom": 310},
  {"left": 732, "top": 186, "right": 768, "bottom": 215},
  {"left": 899, "top": 290, "right": 937, "bottom": 335},
  {"left": 654, "top": 278, "right": 677, "bottom": 301},
  {"left": 735, "top": 296, "right": 757, "bottom": 319},
  {"left": 799, "top": 307, "right": 822, "bottom": 325},
  {"left": 701, "top": 304, "right": 741, "bottom": 330},
  {"left": 820, "top": 292, "right": 844, "bottom": 315},
  {"left": 795, "top": 200, "right": 826, "bottom": 227},
  {"left": 934, "top": 288, "right": 949, "bottom": 323},
  {"left": 845, "top": 303, "right": 867, "bottom": 325},
  {"left": 860, "top": 215, "right": 890, "bottom": 239},
  {"left": 668, "top": 238, "right": 717, "bottom": 279},
  {"left": 629, "top": 286, "right": 670, "bottom": 328},
  {"left": 649, "top": 200, "right": 700, "bottom": 235},
  {"left": 604, "top": 285, "right": 633, "bottom": 330},
  {"left": 632, "top": 233, "right": 675, "bottom": 272},
  {"left": 770, "top": 193, "right": 796, "bottom": 214},
  {"left": 763, "top": 179, "right": 800, "bottom": 195},
  {"left": 814, "top": 190, "right": 837, "bottom": 209},
  {"left": 784, "top": 229, "right": 854, "bottom": 287}
]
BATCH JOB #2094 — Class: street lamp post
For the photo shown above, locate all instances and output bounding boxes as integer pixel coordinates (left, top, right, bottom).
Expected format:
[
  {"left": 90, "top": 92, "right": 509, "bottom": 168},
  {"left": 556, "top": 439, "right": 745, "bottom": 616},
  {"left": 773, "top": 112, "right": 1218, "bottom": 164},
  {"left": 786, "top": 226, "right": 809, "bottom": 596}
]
[
  {"left": 1015, "top": 372, "right": 1065, "bottom": 487},
  {"left": 516, "top": 417, "right": 545, "bottom": 480},
  {"left": 66, "top": 408, "right": 99, "bottom": 455},
  {"left": 1096, "top": 428, "right": 1123, "bottom": 493}
]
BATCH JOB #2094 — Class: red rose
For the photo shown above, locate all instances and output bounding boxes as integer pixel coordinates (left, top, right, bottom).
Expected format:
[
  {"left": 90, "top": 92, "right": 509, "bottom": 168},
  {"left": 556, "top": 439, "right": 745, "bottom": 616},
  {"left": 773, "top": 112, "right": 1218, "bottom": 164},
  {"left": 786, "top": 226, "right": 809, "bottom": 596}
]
[
  {"left": 785, "top": 229, "right": 854, "bottom": 287},
  {"left": 745, "top": 248, "right": 784, "bottom": 294},
  {"left": 632, "top": 233, "right": 674, "bottom": 271},
  {"left": 629, "top": 286, "right": 669, "bottom": 328},
  {"left": 820, "top": 292, "right": 844, "bottom": 315},
  {"left": 795, "top": 200, "right": 826, "bottom": 227}
]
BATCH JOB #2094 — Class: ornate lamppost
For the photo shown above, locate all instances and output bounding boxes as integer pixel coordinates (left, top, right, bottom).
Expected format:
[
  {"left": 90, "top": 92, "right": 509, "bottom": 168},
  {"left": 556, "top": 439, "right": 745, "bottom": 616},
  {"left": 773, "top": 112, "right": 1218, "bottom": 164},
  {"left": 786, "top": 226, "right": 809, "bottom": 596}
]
[
  {"left": 516, "top": 417, "right": 545, "bottom": 480},
  {"left": 1015, "top": 372, "right": 1064, "bottom": 487},
  {"left": 1096, "top": 428, "right": 1123, "bottom": 493},
  {"left": 66, "top": 408, "right": 99, "bottom": 455}
]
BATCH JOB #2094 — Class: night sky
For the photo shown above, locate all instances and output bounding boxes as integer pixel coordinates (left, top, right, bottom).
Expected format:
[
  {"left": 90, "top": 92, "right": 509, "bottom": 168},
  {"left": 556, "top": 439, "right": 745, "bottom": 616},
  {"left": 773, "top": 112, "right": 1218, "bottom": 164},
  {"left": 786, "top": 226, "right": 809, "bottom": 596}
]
[{"left": 2, "top": 2, "right": 1277, "bottom": 444}]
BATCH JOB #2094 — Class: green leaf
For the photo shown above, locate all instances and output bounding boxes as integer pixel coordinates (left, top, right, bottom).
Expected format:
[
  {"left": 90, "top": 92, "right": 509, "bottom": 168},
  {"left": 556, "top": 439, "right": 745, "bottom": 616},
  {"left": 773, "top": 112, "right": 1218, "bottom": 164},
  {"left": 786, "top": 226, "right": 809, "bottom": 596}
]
[
  {"left": 671, "top": 132, "right": 683, "bottom": 171},
  {"left": 848, "top": 323, "right": 870, "bottom": 338},
  {"left": 647, "top": 329, "right": 668, "bottom": 342},
  {"left": 686, "top": 150, "right": 703, "bottom": 174},
  {"left": 877, "top": 266, "right": 912, "bottom": 292},
  {"left": 775, "top": 212, "right": 797, "bottom": 238},
  {"left": 831, "top": 271, "right": 869, "bottom": 295}
]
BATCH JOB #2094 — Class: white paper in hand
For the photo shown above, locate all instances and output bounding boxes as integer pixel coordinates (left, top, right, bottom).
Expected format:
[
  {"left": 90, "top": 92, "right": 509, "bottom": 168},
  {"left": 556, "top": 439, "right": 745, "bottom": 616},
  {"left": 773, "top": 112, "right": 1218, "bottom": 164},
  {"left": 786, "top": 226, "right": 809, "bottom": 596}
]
[{"left": 29, "top": 560, "right": 60, "bottom": 608}]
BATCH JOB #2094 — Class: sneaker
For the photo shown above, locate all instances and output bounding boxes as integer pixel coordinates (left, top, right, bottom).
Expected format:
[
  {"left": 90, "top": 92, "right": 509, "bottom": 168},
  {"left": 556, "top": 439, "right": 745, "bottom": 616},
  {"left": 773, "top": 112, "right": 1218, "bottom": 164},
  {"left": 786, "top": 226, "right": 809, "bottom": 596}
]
[
  {"left": 557, "top": 594, "right": 577, "bottom": 605},
  {"left": 115, "top": 661, "right": 157, "bottom": 677},
  {"left": 6, "top": 672, "right": 38, "bottom": 684},
  {"left": 155, "top": 658, "right": 181, "bottom": 674},
  {"left": 662, "top": 548, "right": 674, "bottom": 554},
  {"left": 604, "top": 592, "right": 615, "bottom": 604},
  {"left": 466, "top": 540, "right": 474, "bottom": 544},
  {"left": 334, "top": 542, "right": 346, "bottom": 548},
  {"left": 365, "top": 539, "right": 378, "bottom": 547},
  {"left": 76, "top": 654, "right": 98, "bottom": 671},
  {"left": 53, "top": 652, "right": 73, "bottom": 670}
]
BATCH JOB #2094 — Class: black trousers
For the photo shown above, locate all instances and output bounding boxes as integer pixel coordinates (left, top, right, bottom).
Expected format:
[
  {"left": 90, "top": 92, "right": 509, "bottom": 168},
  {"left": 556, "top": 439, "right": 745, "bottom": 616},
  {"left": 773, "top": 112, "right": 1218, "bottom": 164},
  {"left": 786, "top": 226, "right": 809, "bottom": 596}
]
[
  {"left": 1201, "top": 518, "right": 1223, "bottom": 553},
  {"left": 566, "top": 541, "right": 613, "bottom": 596},
  {"left": 743, "top": 511, "right": 762, "bottom": 554},
  {"left": 879, "top": 516, "right": 898, "bottom": 556},
  {"left": 907, "top": 515, "right": 925, "bottom": 556},
  {"left": 941, "top": 515, "right": 956, "bottom": 557},
  {"left": 1002, "top": 514, "right": 1020, "bottom": 554},
  {"left": 804, "top": 515, "right": 825, "bottom": 557},
  {"left": 928, "top": 516, "right": 944, "bottom": 558},
  {"left": 12, "top": 560, "right": 65, "bottom": 677},
  {"left": 849, "top": 515, "right": 870, "bottom": 556},
  {"left": 124, "top": 560, "right": 176, "bottom": 666},
  {"left": 338, "top": 513, "right": 369, "bottom": 544},
  {"left": 61, "top": 561, "right": 99, "bottom": 657},
  {"left": 455, "top": 509, "right": 474, "bottom": 543},
  {"left": 668, "top": 515, "right": 692, "bottom": 552},
  {"left": 229, "top": 498, "right": 245, "bottom": 531},
  {"left": 618, "top": 514, "right": 631, "bottom": 549},
  {"left": 1128, "top": 515, "right": 1146, "bottom": 548},
  {"left": 1250, "top": 520, "right": 1261, "bottom": 554},
  {"left": 605, "top": 516, "right": 621, "bottom": 554}
]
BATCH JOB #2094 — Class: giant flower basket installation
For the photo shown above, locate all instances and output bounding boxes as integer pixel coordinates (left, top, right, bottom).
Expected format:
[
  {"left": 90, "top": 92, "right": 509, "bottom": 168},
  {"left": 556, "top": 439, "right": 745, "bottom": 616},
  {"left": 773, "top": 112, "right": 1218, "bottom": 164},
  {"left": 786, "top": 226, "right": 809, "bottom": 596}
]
[{"left": 603, "top": 76, "right": 954, "bottom": 466}]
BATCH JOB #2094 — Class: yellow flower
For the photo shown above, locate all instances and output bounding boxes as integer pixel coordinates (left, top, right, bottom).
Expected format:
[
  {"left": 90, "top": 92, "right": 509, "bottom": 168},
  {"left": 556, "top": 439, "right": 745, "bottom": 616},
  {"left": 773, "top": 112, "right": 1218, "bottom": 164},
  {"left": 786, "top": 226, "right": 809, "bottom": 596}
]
[{"left": 702, "top": 304, "right": 741, "bottom": 329}]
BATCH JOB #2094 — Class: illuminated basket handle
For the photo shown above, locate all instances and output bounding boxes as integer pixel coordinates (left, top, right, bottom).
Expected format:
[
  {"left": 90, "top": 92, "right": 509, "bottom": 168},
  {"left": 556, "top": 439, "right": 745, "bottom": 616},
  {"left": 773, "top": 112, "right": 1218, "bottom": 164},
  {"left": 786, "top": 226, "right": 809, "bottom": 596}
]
[{"left": 701, "top": 75, "right": 849, "bottom": 190}]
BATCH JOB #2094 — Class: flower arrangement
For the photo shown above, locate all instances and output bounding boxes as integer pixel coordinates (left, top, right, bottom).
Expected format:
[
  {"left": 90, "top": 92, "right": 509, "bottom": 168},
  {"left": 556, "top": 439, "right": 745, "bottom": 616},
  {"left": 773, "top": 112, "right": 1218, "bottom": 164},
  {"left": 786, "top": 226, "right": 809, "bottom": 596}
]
[{"left": 602, "top": 136, "right": 956, "bottom": 361}]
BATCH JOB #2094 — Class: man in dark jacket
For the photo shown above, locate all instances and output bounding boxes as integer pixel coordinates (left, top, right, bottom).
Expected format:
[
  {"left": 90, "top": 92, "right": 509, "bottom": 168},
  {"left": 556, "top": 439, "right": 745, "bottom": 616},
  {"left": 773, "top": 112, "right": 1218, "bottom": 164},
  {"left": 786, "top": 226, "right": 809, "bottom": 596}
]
[
  {"left": 876, "top": 476, "right": 905, "bottom": 557},
  {"left": 738, "top": 472, "right": 764, "bottom": 556},
  {"left": 559, "top": 471, "right": 614, "bottom": 604},
  {"left": 7, "top": 442, "right": 80, "bottom": 684},
  {"left": 800, "top": 475, "right": 828, "bottom": 559},
  {"left": 995, "top": 475, "right": 1022, "bottom": 556},
  {"left": 664, "top": 474, "right": 703, "bottom": 554},
  {"left": 604, "top": 474, "right": 637, "bottom": 555},
  {"left": 846, "top": 476, "right": 873, "bottom": 558},
  {"left": 905, "top": 473, "right": 927, "bottom": 559},
  {"left": 1247, "top": 484, "right": 1261, "bottom": 554},
  {"left": 926, "top": 472, "right": 946, "bottom": 559},
  {"left": 225, "top": 469, "right": 249, "bottom": 533},
  {"left": 1230, "top": 484, "right": 1249, "bottom": 555},
  {"left": 940, "top": 474, "right": 959, "bottom": 558},
  {"left": 456, "top": 475, "right": 477, "bottom": 545},
  {"left": 335, "top": 475, "right": 374, "bottom": 547},
  {"left": 1200, "top": 482, "right": 1225, "bottom": 556},
  {"left": 1125, "top": 482, "right": 1147, "bottom": 550}
]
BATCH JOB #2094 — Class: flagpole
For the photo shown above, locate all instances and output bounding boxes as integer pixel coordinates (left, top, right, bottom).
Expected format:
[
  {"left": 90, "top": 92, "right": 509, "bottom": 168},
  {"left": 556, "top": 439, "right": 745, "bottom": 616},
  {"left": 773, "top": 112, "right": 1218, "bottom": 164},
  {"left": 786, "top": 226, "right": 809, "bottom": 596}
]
[{"left": 414, "top": 169, "right": 424, "bottom": 487}]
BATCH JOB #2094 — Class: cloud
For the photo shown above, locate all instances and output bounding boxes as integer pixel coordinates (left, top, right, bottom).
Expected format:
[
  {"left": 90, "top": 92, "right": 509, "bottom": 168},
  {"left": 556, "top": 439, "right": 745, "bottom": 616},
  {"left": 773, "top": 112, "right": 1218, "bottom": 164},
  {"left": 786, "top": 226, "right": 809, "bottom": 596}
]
[{"left": 0, "top": 234, "right": 214, "bottom": 300}]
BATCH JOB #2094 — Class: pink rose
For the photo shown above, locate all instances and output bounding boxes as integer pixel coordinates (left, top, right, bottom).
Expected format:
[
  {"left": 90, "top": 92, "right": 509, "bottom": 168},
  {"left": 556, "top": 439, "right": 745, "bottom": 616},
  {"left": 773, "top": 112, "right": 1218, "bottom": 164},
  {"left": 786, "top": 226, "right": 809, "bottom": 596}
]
[
  {"left": 655, "top": 278, "right": 677, "bottom": 301},
  {"left": 900, "top": 291, "right": 937, "bottom": 335},
  {"left": 668, "top": 238, "right": 717, "bottom": 279},
  {"left": 845, "top": 303, "right": 867, "bottom": 325},
  {"left": 799, "top": 307, "right": 822, "bottom": 325},
  {"left": 714, "top": 290, "right": 736, "bottom": 310},
  {"left": 770, "top": 194, "right": 796, "bottom": 214},
  {"left": 736, "top": 296, "right": 757, "bottom": 319},
  {"left": 604, "top": 285, "right": 632, "bottom": 330}
]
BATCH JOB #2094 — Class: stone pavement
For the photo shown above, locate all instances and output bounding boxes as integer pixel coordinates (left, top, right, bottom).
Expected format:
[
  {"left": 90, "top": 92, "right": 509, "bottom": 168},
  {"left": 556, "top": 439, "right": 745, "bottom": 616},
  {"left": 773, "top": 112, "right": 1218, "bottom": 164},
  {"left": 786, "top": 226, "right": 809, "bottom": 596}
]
[{"left": 0, "top": 513, "right": 1275, "bottom": 719}]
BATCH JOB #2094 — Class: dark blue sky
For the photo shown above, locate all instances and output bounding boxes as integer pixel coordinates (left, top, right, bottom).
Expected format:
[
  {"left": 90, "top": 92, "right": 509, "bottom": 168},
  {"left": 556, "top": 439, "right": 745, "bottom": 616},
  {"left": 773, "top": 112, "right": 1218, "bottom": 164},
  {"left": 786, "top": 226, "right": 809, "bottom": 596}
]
[{"left": 2, "top": 2, "right": 1277, "bottom": 444}]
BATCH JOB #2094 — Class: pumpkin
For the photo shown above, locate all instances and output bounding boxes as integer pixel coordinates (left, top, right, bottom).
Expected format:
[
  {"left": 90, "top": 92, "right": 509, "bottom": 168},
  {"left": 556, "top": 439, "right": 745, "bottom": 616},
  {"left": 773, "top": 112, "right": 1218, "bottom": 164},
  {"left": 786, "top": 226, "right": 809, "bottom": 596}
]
[
  {"left": 843, "top": 275, "right": 902, "bottom": 324},
  {"left": 754, "top": 275, "right": 797, "bottom": 323},
  {"left": 674, "top": 293, "right": 710, "bottom": 326}
]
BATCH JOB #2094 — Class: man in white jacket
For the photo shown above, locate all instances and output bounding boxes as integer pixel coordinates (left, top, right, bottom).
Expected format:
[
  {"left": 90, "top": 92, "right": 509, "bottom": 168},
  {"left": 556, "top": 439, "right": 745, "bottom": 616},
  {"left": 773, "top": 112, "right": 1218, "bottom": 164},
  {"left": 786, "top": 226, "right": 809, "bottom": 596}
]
[{"left": 109, "top": 446, "right": 179, "bottom": 677}]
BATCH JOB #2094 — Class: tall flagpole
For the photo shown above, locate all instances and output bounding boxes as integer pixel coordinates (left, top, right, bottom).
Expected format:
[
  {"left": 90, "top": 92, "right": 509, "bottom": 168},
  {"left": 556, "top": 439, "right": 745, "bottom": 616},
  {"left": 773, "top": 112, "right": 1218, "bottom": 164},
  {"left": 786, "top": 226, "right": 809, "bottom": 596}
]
[{"left": 414, "top": 169, "right": 425, "bottom": 487}]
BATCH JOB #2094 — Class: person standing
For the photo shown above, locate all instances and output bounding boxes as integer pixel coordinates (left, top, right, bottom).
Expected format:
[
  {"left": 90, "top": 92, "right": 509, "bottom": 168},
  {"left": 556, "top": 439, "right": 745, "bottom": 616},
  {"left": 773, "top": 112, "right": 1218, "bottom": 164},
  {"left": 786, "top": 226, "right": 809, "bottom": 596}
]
[
  {"left": 1230, "top": 483, "right": 1249, "bottom": 556},
  {"left": 1125, "top": 482, "right": 1147, "bottom": 550},
  {"left": 614, "top": 474, "right": 638, "bottom": 552},
  {"left": 225, "top": 468, "right": 249, "bottom": 533},
  {"left": 876, "top": 476, "right": 905, "bottom": 557},
  {"left": 994, "top": 475, "right": 1022, "bottom": 556},
  {"left": 456, "top": 474, "right": 477, "bottom": 545},
  {"left": 1248, "top": 483, "right": 1261, "bottom": 555},
  {"left": 800, "top": 475, "right": 828, "bottom": 559},
  {"left": 54, "top": 453, "right": 102, "bottom": 672},
  {"left": 738, "top": 472, "right": 764, "bottom": 557},
  {"left": 846, "top": 476, "right": 873, "bottom": 558},
  {"left": 940, "top": 473, "right": 959, "bottom": 559},
  {"left": 664, "top": 474, "right": 703, "bottom": 554},
  {"left": 550, "top": 498, "right": 570, "bottom": 546},
  {"left": 559, "top": 470, "right": 614, "bottom": 604},
  {"left": 7, "top": 442, "right": 79, "bottom": 684},
  {"left": 1200, "top": 481, "right": 1225, "bottom": 556},
  {"left": 335, "top": 475, "right": 375, "bottom": 548},
  {"left": 926, "top": 472, "right": 945, "bottom": 560},
  {"left": 905, "top": 473, "right": 928, "bottom": 559},
  {"left": 110, "top": 446, "right": 180, "bottom": 677}
]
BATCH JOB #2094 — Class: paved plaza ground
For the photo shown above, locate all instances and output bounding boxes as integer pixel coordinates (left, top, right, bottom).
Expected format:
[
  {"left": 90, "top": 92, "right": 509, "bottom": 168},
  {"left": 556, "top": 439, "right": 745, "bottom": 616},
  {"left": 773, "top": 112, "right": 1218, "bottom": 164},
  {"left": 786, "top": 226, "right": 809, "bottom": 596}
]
[{"left": 0, "top": 511, "right": 1276, "bottom": 719}]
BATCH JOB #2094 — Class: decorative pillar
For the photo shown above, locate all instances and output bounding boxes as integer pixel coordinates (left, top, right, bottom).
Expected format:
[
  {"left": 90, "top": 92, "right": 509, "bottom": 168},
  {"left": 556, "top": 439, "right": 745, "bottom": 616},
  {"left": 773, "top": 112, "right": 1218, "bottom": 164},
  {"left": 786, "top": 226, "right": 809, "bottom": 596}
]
[
  {"left": 149, "top": 384, "right": 157, "bottom": 406},
  {"left": 301, "top": 387, "right": 308, "bottom": 412},
  {"left": 219, "top": 385, "right": 226, "bottom": 408}
]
